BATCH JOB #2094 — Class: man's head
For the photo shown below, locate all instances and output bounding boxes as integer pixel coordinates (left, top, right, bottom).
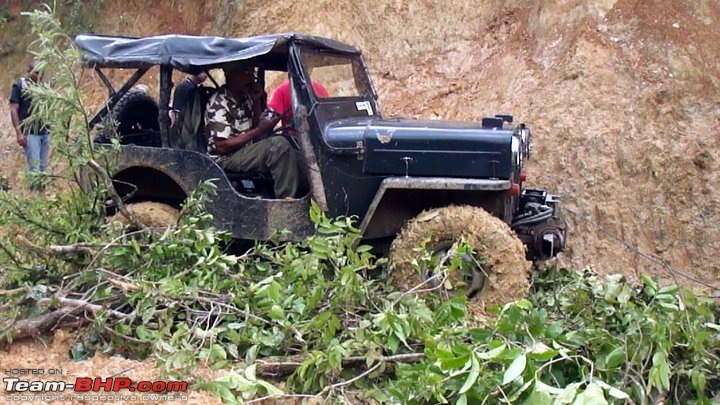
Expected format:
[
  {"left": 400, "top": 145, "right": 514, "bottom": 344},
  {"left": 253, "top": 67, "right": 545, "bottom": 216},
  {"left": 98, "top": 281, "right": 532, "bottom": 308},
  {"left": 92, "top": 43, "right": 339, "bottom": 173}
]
[
  {"left": 27, "top": 59, "right": 42, "bottom": 82},
  {"left": 192, "top": 71, "right": 208, "bottom": 84},
  {"left": 223, "top": 62, "right": 256, "bottom": 92},
  {"left": 133, "top": 84, "right": 151, "bottom": 94}
]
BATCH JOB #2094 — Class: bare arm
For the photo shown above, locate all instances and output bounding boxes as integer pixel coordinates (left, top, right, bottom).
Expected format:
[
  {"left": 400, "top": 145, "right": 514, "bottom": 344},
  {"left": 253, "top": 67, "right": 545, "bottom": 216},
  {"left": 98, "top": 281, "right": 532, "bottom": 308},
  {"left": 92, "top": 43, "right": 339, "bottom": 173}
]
[
  {"left": 214, "top": 117, "right": 278, "bottom": 155},
  {"left": 9, "top": 102, "right": 25, "bottom": 147}
]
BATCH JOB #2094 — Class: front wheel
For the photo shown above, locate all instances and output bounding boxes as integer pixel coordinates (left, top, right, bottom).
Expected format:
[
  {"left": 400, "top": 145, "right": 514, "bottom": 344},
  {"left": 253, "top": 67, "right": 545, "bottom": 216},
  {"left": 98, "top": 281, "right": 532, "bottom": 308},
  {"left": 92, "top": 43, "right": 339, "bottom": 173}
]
[{"left": 388, "top": 205, "right": 531, "bottom": 316}]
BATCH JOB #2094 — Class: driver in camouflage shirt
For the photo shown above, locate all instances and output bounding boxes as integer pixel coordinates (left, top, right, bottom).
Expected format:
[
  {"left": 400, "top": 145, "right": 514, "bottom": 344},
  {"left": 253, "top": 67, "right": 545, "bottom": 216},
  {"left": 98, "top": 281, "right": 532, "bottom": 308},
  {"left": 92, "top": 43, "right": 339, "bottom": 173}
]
[{"left": 205, "top": 63, "right": 299, "bottom": 198}]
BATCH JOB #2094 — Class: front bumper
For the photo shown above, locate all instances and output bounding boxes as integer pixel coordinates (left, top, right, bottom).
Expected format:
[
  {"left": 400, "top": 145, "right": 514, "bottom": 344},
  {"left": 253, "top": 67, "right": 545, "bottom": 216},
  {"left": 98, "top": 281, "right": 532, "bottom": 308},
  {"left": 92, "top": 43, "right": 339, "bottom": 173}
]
[{"left": 512, "top": 188, "right": 567, "bottom": 260}]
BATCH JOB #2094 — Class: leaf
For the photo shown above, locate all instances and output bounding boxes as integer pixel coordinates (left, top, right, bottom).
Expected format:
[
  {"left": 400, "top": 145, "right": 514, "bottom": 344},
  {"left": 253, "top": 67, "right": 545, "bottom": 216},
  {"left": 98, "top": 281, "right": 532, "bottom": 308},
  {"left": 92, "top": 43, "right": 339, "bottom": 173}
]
[
  {"left": 657, "top": 301, "right": 679, "bottom": 311},
  {"left": 478, "top": 343, "right": 506, "bottom": 360},
  {"left": 595, "top": 380, "right": 629, "bottom": 400},
  {"left": 459, "top": 355, "right": 480, "bottom": 394},
  {"left": 268, "top": 305, "right": 285, "bottom": 321},
  {"left": 416, "top": 210, "right": 440, "bottom": 222},
  {"left": 210, "top": 344, "right": 227, "bottom": 360},
  {"left": 555, "top": 383, "right": 580, "bottom": 404},
  {"left": 267, "top": 281, "right": 282, "bottom": 303},
  {"left": 502, "top": 353, "right": 527, "bottom": 385},
  {"left": 388, "top": 334, "right": 399, "bottom": 353},
  {"left": 648, "top": 351, "right": 671, "bottom": 392},
  {"left": 215, "top": 384, "right": 236, "bottom": 403},
  {"left": 534, "top": 380, "right": 564, "bottom": 395},
  {"left": 508, "top": 379, "right": 534, "bottom": 402},
  {"left": 211, "top": 360, "right": 229, "bottom": 370},
  {"left": 642, "top": 275, "right": 658, "bottom": 295},
  {"left": 439, "top": 354, "right": 470, "bottom": 371},
  {"left": 257, "top": 379, "right": 284, "bottom": 396},
  {"left": 703, "top": 322, "right": 720, "bottom": 331},
  {"left": 658, "top": 285, "right": 679, "bottom": 295},
  {"left": 523, "top": 386, "right": 553, "bottom": 405},
  {"left": 603, "top": 347, "right": 625, "bottom": 369},
  {"left": 606, "top": 387, "right": 630, "bottom": 400},
  {"left": 515, "top": 299, "right": 533, "bottom": 310},
  {"left": 571, "top": 383, "right": 608, "bottom": 405},
  {"left": 245, "top": 364, "right": 257, "bottom": 380},
  {"left": 456, "top": 394, "right": 468, "bottom": 405},
  {"left": 245, "top": 345, "right": 259, "bottom": 365},
  {"left": 530, "top": 342, "right": 552, "bottom": 355},
  {"left": 690, "top": 369, "right": 707, "bottom": 399}
]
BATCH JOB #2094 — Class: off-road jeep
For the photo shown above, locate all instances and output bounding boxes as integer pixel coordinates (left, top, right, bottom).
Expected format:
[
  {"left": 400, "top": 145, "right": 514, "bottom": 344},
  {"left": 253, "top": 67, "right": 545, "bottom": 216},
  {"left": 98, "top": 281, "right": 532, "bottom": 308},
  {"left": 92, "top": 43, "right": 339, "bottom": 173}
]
[{"left": 75, "top": 33, "right": 566, "bottom": 309}]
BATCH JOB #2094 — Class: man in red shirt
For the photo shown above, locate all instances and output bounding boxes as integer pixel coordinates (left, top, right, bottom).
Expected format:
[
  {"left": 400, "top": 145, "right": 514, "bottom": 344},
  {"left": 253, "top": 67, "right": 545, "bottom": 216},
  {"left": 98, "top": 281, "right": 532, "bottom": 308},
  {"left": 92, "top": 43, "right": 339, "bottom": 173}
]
[{"left": 267, "top": 80, "right": 328, "bottom": 131}]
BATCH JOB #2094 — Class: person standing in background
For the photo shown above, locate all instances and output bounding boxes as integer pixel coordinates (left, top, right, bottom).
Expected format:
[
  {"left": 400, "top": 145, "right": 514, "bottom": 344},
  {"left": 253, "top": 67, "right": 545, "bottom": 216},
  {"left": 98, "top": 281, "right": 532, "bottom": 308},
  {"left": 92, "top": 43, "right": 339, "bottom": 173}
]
[
  {"left": 170, "top": 72, "right": 208, "bottom": 126},
  {"left": 9, "top": 59, "right": 50, "bottom": 189}
]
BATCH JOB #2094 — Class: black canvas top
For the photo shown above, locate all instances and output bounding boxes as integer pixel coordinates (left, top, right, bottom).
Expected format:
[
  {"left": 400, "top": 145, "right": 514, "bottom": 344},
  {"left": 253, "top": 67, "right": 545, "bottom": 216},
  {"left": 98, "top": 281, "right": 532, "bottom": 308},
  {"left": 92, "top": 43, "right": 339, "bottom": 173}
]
[{"left": 74, "top": 33, "right": 360, "bottom": 72}]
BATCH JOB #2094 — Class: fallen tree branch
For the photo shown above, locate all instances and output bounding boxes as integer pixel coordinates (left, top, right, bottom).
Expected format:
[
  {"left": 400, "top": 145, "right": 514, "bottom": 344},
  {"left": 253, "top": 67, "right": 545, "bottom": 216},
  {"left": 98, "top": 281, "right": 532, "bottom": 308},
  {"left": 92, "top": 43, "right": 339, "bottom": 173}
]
[
  {"left": 2, "top": 308, "right": 83, "bottom": 342},
  {"left": 245, "top": 394, "right": 319, "bottom": 404},
  {"left": 37, "top": 297, "right": 130, "bottom": 319},
  {"left": 181, "top": 295, "right": 271, "bottom": 325},
  {"left": 253, "top": 352, "right": 425, "bottom": 377},
  {"left": 15, "top": 235, "right": 94, "bottom": 256},
  {"left": 249, "top": 354, "right": 422, "bottom": 403},
  {"left": 0, "top": 287, "right": 27, "bottom": 297},
  {"left": 14, "top": 237, "right": 146, "bottom": 258},
  {"left": 108, "top": 278, "right": 140, "bottom": 292},
  {"left": 319, "top": 361, "right": 382, "bottom": 396}
]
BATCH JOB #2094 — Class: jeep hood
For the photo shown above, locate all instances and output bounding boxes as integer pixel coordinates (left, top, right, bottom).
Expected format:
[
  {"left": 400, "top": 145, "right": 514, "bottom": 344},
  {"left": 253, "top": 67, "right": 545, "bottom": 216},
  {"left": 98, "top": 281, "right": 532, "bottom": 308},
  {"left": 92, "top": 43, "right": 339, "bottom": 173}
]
[{"left": 324, "top": 118, "right": 514, "bottom": 180}]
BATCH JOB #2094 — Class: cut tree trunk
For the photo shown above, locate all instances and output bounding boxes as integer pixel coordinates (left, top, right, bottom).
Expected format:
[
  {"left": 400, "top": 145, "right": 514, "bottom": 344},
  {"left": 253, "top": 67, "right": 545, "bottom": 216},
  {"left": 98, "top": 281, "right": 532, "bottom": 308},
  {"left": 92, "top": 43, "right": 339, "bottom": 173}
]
[{"left": 3, "top": 308, "right": 84, "bottom": 343}]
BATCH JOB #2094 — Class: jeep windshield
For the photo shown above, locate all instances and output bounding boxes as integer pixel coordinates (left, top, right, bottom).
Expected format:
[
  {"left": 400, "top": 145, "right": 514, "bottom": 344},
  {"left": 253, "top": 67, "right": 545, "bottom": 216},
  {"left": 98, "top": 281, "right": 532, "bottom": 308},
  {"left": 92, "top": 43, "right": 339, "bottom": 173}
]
[{"left": 301, "top": 50, "right": 377, "bottom": 110}]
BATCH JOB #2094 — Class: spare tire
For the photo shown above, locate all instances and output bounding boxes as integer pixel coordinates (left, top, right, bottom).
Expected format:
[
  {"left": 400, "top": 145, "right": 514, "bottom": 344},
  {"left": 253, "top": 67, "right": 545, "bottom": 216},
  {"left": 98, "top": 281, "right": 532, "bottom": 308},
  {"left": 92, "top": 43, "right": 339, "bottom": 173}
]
[
  {"left": 97, "top": 90, "right": 159, "bottom": 144},
  {"left": 112, "top": 90, "right": 159, "bottom": 135}
]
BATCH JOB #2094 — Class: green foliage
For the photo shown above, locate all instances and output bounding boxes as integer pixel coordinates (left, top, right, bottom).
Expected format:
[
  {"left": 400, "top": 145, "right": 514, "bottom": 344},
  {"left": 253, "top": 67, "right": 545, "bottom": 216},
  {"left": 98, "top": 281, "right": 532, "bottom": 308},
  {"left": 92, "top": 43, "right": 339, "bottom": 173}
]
[
  {"left": 0, "top": 1, "right": 103, "bottom": 63},
  {"left": 380, "top": 269, "right": 720, "bottom": 404}
]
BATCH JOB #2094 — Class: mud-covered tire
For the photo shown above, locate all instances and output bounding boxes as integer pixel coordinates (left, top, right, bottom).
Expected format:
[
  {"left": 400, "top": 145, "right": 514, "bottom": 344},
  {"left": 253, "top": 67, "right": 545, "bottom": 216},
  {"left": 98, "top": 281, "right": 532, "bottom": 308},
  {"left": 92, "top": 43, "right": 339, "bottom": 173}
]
[
  {"left": 107, "top": 202, "right": 179, "bottom": 229},
  {"left": 389, "top": 205, "right": 531, "bottom": 315}
]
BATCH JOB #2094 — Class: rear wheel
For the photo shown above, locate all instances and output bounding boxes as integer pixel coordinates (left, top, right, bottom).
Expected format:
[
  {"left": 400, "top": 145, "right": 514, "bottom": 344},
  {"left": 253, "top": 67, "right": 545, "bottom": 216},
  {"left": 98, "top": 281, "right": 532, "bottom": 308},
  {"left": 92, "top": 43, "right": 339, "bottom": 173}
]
[
  {"left": 388, "top": 205, "right": 531, "bottom": 317},
  {"left": 107, "top": 202, "right": 180, "bottom": 229}
]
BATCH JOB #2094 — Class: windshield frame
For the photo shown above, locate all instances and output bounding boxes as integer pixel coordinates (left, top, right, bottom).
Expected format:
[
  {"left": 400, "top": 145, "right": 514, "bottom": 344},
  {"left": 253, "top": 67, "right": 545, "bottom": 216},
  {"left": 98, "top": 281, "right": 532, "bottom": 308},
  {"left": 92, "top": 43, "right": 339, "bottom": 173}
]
[{"left": 298, "top": 47, "right": 378, "bottom": 103}]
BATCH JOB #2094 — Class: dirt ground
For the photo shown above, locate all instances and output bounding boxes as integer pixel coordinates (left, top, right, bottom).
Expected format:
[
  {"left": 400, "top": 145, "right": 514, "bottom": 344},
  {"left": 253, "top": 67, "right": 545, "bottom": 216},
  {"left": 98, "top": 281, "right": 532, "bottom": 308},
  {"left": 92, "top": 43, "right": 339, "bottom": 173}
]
[
  {"left": 1, "top": 0, "right": 719, "bottom": 402},
  {"left": 0, "top": 329, "right": 222, "bottom": 404}
]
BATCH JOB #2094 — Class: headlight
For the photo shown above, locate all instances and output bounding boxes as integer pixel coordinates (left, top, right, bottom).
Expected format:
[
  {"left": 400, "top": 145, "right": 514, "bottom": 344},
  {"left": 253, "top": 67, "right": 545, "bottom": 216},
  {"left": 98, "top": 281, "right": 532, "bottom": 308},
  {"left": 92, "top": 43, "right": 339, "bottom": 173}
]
[
  {"left": 519, "top": 125, "right": 532, "bottom": 160},
  {"left": 511, "top": 136, "right": 521, "bottom": 168}
]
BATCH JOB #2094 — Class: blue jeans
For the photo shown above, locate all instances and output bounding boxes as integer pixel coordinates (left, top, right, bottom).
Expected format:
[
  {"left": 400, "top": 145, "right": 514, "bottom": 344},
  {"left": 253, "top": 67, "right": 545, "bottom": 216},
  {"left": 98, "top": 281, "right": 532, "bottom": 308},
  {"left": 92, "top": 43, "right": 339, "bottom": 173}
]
[{"left": 24, "top": 133, "right": 50, "bottom": 173}]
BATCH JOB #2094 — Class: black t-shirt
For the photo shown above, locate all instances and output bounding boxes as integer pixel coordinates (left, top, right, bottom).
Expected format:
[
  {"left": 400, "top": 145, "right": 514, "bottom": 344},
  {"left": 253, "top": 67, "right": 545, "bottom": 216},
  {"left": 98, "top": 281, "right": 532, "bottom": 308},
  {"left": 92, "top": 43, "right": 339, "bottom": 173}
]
[
  {"left": 172, "top": 77, "right": 197, "bottom": 113},
  {"left": 9, "top": 78, "right": 49, "bottom": 135}
]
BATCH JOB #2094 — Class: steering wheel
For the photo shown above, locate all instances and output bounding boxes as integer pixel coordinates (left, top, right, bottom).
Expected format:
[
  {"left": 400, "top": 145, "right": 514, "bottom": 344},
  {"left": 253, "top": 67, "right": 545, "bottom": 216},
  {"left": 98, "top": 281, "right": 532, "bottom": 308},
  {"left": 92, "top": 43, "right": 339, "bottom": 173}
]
[{"left": 269, "top": 122, "right": 301, "bottom": 149}]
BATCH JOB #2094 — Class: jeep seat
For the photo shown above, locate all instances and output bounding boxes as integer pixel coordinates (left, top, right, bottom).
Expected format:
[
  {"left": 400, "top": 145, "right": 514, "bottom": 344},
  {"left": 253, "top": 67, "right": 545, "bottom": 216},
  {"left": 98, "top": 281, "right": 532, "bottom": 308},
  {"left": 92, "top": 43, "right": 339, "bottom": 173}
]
[{"left": 224, "top": 170, "right": 274, "bottom": 196}]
